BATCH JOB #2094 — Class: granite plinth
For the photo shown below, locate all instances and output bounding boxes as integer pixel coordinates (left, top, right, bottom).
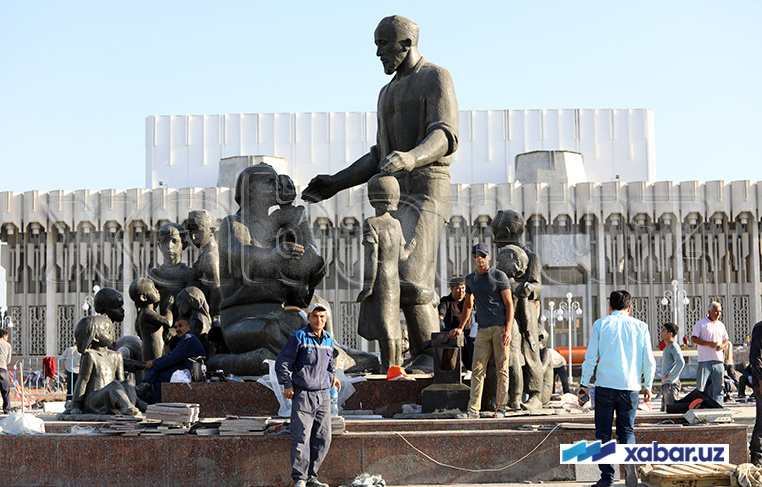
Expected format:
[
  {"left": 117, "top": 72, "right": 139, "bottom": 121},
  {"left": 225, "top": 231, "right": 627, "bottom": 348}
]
[
  {"left": 163, "top": 378, "right": 434, "bottom": 418},
  {"left": 0, "top": 420, "right": 747, "bottom": 486},
  {"left": 420, "top": 383, "right": 470, "bottom": 412}
]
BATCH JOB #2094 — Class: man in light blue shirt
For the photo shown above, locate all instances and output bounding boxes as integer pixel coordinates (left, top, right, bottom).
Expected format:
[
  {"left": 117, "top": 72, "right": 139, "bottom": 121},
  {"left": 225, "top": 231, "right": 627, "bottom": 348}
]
[{"left": 577, "top": 290, "right": 656, "bottom": 487}]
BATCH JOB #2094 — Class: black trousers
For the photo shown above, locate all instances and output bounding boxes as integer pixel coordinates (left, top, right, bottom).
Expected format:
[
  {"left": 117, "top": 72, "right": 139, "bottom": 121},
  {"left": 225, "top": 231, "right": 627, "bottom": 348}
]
[
  {"left": 553, "top": 366, "right": 570, "bottom": 394},
  {"left": 0, "top": 368, "right": 11, "bottom": 413}
]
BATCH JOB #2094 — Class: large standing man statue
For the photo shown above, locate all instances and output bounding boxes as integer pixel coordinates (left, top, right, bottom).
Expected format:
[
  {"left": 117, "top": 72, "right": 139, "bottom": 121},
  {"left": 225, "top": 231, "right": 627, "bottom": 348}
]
[{"left": 303, "top": 15, "right": 458, "bottom": 370}]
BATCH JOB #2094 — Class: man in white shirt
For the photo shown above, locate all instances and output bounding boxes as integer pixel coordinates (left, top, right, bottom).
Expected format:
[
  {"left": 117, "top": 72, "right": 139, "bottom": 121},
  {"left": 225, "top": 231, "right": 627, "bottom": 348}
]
[
  {"left": 577, "top": 290, "right": 655, "bottom": 487},
  {"left": 691, "top": 301, "right": 729, "bottom": 405},
  {"left": 60, "top": 343, "right": 81, "bottom": 397}
]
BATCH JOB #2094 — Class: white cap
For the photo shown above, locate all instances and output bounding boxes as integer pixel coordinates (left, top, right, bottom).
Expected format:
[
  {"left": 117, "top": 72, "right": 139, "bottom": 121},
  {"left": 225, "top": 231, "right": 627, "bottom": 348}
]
[{"left": 307, "top": 302, "right": 329, "bottom": 314}]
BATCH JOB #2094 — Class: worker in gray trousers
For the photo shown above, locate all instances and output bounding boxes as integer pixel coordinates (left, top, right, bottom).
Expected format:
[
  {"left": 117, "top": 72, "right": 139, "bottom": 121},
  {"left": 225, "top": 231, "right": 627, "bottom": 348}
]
[{"left": 276, "top": 303, "right": 341, "bottom": 487}]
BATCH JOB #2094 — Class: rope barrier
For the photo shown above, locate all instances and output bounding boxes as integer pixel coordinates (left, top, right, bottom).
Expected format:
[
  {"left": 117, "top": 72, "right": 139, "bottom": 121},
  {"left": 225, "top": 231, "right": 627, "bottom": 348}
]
[{"left": 395, "top": 423, "right": 562, "bottom": 473}]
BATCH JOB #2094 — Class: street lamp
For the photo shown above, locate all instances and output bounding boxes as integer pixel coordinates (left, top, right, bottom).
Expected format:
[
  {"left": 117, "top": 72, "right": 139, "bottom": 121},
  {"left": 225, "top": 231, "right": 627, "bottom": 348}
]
[
  {"left": 0, "top": 306, "right": 13, "bottom": 329},
  {"left": 558, "top": 292, "right": 583, "bottom": 383},
  {"left": 540, "top": 300, "right": 557, "bottom": 349},
  {"left": 82, "top": 285, "right": 101, "bottom": 316},
  {"left": 661, "top": 279, "right": 689, "bottom": 340},
  {"left": 0, "top": 306, "right": 14, "bottom": 348}
]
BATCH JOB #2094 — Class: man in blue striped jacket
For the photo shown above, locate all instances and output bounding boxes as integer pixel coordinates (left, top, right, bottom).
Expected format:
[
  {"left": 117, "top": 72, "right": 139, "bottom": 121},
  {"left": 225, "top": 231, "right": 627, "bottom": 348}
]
[{"left": 276, "top": 303, "right": 341, "bottom": 487}]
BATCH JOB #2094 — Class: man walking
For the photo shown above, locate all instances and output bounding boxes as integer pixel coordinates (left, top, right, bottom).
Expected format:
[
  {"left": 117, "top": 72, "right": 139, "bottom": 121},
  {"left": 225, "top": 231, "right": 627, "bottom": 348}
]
[
  {"left": 276, "top": 303, "right": 341, "bottom": 487},
  {"left": 691, "top": 302, "right": 729, "bottom": 405},
  {"left": 578, "top": 290, "right": 655, "bottom": 487},
  {"left": 748, "top": 318, "right": 762, "bottom": 466},
  {"left": 450, "top": 243, "right": 513, "bottom": 417},
  {"left": 0, "top": 329, "right": 11, "bottom": 414}
]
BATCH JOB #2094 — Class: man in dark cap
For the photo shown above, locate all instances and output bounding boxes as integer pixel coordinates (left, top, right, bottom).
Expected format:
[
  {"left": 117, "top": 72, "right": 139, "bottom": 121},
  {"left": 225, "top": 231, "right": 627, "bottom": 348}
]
[{"left": 449, "top": 243, "right": 513, "bottom": 417}]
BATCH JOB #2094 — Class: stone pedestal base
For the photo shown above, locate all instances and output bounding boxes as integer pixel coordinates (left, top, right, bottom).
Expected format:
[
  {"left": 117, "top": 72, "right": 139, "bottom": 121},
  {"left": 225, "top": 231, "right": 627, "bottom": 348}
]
[{"left": 421, "top": 383, "right": 470, "bottom": 413}]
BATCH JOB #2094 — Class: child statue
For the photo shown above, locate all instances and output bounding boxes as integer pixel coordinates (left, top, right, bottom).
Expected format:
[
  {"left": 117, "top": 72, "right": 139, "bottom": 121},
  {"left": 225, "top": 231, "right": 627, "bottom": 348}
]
[
  {"left": 497, "top": 244, "right": 543, "bottom": 410},
  {"left": 129, "top": 277, "right": 173, "bottom": 362},
  {"left": 68, "top": 315, "right": 145, "bottom": 416},
  {"left": 93, "top": 287, "right": 125, "bottom": 325},
  {"left": 357, "top": 174, "right": 415, "bottom": 372},
  {"left": 270, "top": 174, "right": 326, "bottom": 308},
  {"left": 492, "top": 210, "right": 543, "bottom": 410},
  {"left": 186, "top": 210, "right": 221, "bottom": 318},
  {"left": 175, "top": 286, "right": 213, "bottom": 357},
  {"left": 148, "top": 222, "right": 199, "bottom": 317}
]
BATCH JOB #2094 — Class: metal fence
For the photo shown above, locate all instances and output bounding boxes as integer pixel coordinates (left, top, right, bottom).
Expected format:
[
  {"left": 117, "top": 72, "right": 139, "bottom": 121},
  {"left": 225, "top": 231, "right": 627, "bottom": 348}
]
[{"left": 11, "top": 356, "right": 78, "bottom": 410}]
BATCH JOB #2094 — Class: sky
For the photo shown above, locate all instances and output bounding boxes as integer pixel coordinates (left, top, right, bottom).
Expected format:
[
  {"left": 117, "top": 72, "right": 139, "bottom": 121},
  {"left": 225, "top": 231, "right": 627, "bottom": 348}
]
[{"left": 1, "top": 0, "right": 761, "bottom": 194}]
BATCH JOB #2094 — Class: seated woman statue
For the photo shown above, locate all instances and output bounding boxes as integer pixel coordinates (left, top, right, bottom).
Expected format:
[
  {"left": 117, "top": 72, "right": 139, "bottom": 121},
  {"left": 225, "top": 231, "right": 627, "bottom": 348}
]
[
  {"left": 67, "top": 315, "right": 146, "bottom": 416},
  {"left": 211, "top": 163, "right": 325, "bottom": 375}
]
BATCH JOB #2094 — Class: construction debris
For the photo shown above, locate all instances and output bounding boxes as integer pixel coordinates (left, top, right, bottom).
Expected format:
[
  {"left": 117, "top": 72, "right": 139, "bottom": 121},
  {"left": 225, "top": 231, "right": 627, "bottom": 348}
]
[
  {"left": 331, "top": 415, "right": 345, "bottom": 435},
  {"left": 733, "top": 463, "right": 762, "bottom": 487},
  {"left": 343, "top": 473, "right": 385, "bottom": 487},
  {"left": 145, "top": 403, "right": 200, "bottom": 424},
  {"left": 639, "top": 463, "right": 736, "bottom": 487},
  {"left": 219, "top": 416, "right": 270, "bottom": 436}
]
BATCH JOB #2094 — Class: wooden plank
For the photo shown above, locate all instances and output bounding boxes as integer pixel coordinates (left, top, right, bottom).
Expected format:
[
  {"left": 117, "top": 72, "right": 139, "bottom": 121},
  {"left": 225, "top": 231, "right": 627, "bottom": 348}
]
[
  {"left": 656, "top": 479, "right": 731, "bottom": 487},
  {"left": 652, "top": 465, "right": 692, "bottom": 477}
]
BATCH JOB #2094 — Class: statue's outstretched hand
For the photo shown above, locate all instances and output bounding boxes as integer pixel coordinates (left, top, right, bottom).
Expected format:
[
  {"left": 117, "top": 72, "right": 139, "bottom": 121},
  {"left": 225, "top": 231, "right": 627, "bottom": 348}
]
[
  {"left": 302, "top": 175, "right": 336, "bottom": 203},
  {"left": 379, "top": 151, "right": 415, "bottom": 173},
  {"left": 514, "top": 282, "right": 529, "bottom": 297},
  {"left": 277, "top": 242, "right": 305, "bottom": 260}
]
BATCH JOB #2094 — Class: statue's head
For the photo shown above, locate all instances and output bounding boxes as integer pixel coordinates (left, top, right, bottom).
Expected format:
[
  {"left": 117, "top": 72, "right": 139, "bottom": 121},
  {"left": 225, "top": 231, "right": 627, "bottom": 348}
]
[
  {"left": 186, "top": 210, "right": 215, "bottom": 249},
  {"left": 129, "top": 277, "right": 161, "bottom": 307},
  {"left": 94, "top": 287, "right": 124, "bottom": 323},
  {"left": 175, "top": 286, "right": 210, "bottom": 321},
  {"left": 115, "top": 335, "right": 142, "bottom": 361},
  {"left": 276, "top": 174, "right": 297, "bottom": 206},
  {"left": 492, "top": 210, "right": 525, "bottom": 245},
  {"left": 234, "top": 163, "right": 279, "bottom": 210},
  {"left": 75, "top": 315, "right": 115, "bottom": 353},
  {"left": 367, "top": 174, "right": 400, "bottom": 212},
  {"left": 157, "top": 222, "right": 187, "bottom": 263},
  {"left": 375, "top": 15, "right": 419, "bottom": 75},
  {"left": 497, "top": 244, "right": 528, "bottom": 279}
]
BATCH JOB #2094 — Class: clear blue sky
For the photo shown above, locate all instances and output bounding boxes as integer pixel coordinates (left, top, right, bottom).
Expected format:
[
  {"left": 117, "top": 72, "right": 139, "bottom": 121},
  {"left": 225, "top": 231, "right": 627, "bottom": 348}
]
[{"left": 1, "top": 0, "right": 760, "bottom": 193}]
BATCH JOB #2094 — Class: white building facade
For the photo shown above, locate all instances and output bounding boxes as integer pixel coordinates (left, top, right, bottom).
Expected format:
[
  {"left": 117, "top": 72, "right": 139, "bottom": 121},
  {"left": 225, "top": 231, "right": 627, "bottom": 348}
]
[
  {"left": 146, "top": 109, "right": 655, "bottom": 189},
  {"left": 4, "top": 109, "right": 757, "bottom": 358}
]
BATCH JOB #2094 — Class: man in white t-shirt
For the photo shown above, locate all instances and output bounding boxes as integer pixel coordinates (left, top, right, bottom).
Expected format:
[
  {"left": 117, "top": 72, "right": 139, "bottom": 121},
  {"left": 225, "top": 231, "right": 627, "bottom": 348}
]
[
  {"left": 691, "top": 301, "right": 729, "bottom": 405},
  {"left": 60, "top": 344, "right": 81, "bottom": 397}
]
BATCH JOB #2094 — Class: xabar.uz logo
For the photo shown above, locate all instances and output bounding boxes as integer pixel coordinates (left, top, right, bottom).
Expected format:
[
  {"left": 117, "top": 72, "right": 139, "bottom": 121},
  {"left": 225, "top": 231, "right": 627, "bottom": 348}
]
[{"left": 561, "top": 441, "right": 729, "bottom": 464}]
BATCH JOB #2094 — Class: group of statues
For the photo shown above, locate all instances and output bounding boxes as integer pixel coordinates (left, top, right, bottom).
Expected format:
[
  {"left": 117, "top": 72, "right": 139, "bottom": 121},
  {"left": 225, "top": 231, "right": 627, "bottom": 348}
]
[{"left": 61, "top": 15, "right": 555, "bottom": 416}]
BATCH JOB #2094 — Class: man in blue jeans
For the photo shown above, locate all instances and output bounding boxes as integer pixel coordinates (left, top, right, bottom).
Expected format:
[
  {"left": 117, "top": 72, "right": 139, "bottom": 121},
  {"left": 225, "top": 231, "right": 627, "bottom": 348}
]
[
  {"left": 691, "top": 302, "right": 729, "bottom": 405},
  {"left": 578, "top": 290, "right": 655, "bottom": 487}
]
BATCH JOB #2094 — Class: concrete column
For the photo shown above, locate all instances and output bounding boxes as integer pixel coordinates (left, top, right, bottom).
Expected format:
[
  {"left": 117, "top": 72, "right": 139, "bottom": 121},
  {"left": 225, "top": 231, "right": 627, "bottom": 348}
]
[
  {"left": 749, "top": 218, "right": 761, "bottom": 326},
  {"left": 596, "top": 217, "right": 607, "bottom": 319},
  {"left": 122, "top": 229, "right": 135, "bottom": 336},
  {"left": 673, "top": 214, "right": 686, "bottom": 340},
  {"left": 46, "top": 235, "right": 56, "bottom": 356}
]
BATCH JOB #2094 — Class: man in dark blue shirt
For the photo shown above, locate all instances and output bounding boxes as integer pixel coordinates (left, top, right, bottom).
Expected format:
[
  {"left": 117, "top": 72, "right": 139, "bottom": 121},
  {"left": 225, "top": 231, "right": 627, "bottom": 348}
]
[
  {"left": 137, "top": 317, "right": 205, "bottom": 403},
  {"left": 276, "top": 303, "right": 341, "bottom": 487},
  {"left": 450, "top": 243, "right": 513, "bottom": 417}
]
